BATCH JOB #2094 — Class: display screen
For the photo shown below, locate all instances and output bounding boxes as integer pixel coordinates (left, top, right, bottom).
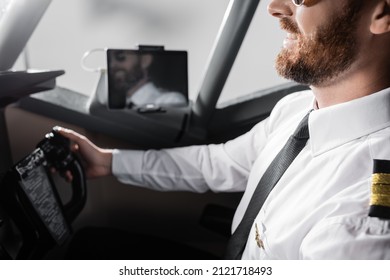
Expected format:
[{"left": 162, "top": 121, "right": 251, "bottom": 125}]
[{"left": 107, "top": 49, "right": 188, "bottom": 109}]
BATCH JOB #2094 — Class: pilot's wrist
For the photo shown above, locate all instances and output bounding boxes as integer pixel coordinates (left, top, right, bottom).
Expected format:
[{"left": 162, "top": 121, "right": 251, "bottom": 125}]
[{"left": 101, "top": 149, "right": 114, "bottom": 176}]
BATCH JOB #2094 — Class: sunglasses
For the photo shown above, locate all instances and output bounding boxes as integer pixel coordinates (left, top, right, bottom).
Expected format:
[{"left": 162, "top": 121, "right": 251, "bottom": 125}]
[{"left": 292, "top": 0, "right": 305, "bottom": 6}]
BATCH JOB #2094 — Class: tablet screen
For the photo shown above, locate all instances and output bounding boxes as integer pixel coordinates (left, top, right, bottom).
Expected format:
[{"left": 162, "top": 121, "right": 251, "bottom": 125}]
[{"left": 107, "top": 49, "right": 188, "bottom": 109}]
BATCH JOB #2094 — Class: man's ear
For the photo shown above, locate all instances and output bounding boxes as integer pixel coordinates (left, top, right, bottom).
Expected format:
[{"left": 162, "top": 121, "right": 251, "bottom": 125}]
[
  {"left": 140, "top": 54, "right": 153, "bottom": 69},
  {"left": 370, "top": 0, "right": 390, "bottom": 34}
]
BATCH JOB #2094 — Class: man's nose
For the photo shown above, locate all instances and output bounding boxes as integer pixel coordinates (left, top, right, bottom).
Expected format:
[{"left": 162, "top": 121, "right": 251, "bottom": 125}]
[{"left": 267, "top": 0, "right": 293, "bottom": 18}]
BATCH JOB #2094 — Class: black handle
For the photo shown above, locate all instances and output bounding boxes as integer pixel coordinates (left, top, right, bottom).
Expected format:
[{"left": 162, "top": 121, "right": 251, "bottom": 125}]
[
  {"left": 64, "top": 157, "right": 87, "bottom": 222},
  {"left": 37, "top": 129, "right": 87, "bottom": 223}
]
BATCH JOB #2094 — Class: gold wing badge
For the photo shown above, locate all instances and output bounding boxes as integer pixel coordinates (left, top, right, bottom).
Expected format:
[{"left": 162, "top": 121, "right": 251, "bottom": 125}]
[
  {"left": 255, "top": 223, "right": 265, "bottom": 250},
  {"left": 369, "top": 159, "right": 390, "bottom": 219}
]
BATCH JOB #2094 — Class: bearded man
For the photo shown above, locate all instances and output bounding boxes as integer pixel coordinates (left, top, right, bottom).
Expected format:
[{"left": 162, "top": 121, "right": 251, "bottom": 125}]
[
  {"left": 107, "top": 50, "right": 187, "bottom": 108},
  {"left": 59, "top": 0, "right": 390, "bottom": 259}
]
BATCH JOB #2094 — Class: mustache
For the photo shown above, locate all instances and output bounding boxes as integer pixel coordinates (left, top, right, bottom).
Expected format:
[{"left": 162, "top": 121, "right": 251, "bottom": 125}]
[{"left": 279, "top": 18, "right": 300, "bottom": 34}]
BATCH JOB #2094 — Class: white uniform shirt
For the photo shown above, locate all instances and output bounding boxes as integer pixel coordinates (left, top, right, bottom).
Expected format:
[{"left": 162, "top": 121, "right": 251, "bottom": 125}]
[
  {"left": 112, "top": 88, "right": 390, "bottom": 259},
  {"left": 128, "top": 82, "right": 187, "bottom": 107}
]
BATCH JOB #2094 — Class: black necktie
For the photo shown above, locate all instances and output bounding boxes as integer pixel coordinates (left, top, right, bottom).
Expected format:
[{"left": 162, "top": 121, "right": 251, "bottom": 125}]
[{"left": 224, "top": 111, "right": 311, "bottom": 259}]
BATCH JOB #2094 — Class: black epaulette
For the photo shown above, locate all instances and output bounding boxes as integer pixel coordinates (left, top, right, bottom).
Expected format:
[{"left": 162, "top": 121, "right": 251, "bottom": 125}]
[{"left": 369, "top": 159, "right": 390, "bottom": 219}]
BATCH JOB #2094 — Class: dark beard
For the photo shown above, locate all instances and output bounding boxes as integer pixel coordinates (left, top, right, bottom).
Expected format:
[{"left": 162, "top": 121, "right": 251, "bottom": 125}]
[
  {"left": 275, "top": 2, "right": 364, "bottom": 86},
  {"left": 111, "top": 62, "right": 144, "bottom": 92}
]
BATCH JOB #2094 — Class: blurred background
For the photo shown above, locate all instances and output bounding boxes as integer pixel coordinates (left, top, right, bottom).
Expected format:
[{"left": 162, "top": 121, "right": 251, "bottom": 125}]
[{"left": 13, "top": 0, "right": 286, "bottom": 105}]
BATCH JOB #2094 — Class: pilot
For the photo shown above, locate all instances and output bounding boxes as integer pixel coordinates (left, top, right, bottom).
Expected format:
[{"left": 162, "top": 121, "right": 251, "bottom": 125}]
[
  {"left": 108, "top": 50, "right": 187, "bottom": 108},
  {"left": 58, "top": 0, "right": 390, "bottom": 259}
]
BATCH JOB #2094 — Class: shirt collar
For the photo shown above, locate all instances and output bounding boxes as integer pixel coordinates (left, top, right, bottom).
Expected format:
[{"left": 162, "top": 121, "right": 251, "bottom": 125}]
[
  {"left": 309, "top": 87, "right": 390, "bottom": 156},
  {"left": 128, "top": 82, "right": 159, "bottom": 105}
]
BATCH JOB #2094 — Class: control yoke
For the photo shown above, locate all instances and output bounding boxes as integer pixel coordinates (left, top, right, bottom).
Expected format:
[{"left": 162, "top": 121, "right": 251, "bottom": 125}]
[{"left": 0, "top": 128, "right": 87, "bottom": 259}]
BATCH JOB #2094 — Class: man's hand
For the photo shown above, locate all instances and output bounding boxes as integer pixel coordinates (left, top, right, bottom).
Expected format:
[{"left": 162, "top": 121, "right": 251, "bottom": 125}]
[{"left": 54, "top": 126, "right": 113, "bottom": 180}]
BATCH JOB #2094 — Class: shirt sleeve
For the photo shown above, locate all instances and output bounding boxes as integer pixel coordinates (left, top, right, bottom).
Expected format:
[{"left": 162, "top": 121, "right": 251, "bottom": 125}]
[
  {"left": 110, "top": 91, "right": 310, "bottom": 193},
  {"left": 112, "top": 117, "right": 270, "bottom": 193},
  {"left": 300, "top": 215, "right": 390, "bottom": 259}
]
